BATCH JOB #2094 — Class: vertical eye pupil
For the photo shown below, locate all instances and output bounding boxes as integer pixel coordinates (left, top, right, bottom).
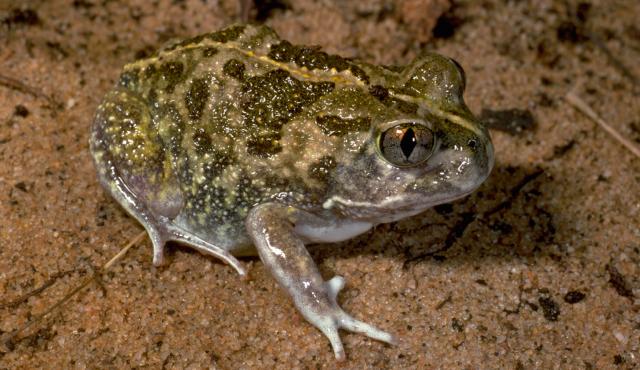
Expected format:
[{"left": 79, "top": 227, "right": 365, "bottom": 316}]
[
  {"left": 400, "top": 127, "right": 417, "bottom": 158},
  {"left": 379, "top": 122, "right": 434, "bottom": 167}
]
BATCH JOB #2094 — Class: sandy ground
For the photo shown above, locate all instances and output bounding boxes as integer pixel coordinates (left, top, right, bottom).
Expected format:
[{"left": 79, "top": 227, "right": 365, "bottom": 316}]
[{"left": 1, "top": 0, "right": 639, "bottom": 368}]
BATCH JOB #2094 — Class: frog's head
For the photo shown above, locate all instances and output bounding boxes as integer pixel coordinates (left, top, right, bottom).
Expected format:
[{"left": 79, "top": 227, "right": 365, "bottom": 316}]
[{"left": 325, "top": 53, "right": 494, "bottom": 222}]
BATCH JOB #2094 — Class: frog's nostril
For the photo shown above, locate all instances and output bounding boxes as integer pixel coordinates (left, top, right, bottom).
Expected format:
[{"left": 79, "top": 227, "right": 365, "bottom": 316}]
[{"left": 468, "top": 139, "right": 477, "bottom": 149}]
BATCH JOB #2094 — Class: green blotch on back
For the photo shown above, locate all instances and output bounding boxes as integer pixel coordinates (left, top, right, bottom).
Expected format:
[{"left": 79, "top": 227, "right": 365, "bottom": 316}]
[
  {"left": 192, "top": 128, "right": 212, "bottom": 154},
  {"left": 202, "top": 47, "right": 218, "bottom": 57},
  {"left": 268, "top": 41, "right": 370, "bottom": 84},
  {"left": 158, "top": 61, "right": 184, "bottom": 93},
  {"left": 185, "top": 77, "right": 210, "bottom": 121},
  {"left": 242, "top": 69, "right": 335, "bottom": 130},
  {"left": 241, "top": 68, "right": 334, "bottom": 157},
  {"left": 143, "top": 64, "right": 156, "bottom": 78},
  {"left": 315, "top": 115, "right": 371, "bottom": 136},
  {"left": 246, "top": 132, "right": 282, "bottom": 157},
  {"left": 164, "top": 25, "right": 247, "bottom": 53},
  {"left": 223, "top": 59, "right": 245, "bottom": 80},
  {"left": 190, "top": 127, "right": 235, "bottom": 177},
  {"left": 206, "top": 25, "right": 246, "bottom": 43}
]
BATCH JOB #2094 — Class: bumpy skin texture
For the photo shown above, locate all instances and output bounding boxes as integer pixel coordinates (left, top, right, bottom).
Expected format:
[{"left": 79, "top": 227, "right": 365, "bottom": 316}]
[{"left": 90, "top": 24, "right": 494, "bottom": 360}]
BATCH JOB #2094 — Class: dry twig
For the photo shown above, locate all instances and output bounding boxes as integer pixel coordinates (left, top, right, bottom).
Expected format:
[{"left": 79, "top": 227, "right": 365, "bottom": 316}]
[
  {"left": 565, "top": 90, "right": 640, "bottom": 159},
  {"left": 0, "top": 73, "right": 61, "bottom": 108},
  {"left": 2, "top": 230, "right": 147, "bottom": 351}
]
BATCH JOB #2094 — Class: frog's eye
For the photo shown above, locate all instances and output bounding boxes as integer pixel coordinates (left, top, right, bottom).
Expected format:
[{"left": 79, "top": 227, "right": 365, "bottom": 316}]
[{"left": 378, "top": 123, "right": 435, "bottom": 167}]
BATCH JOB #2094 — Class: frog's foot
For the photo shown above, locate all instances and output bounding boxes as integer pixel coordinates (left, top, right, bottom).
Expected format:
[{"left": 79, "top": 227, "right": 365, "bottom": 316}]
[
  {"left": 142, "top": 218, "right": 246, "bottom": 278},
  {"left": 307, "top": 276, "right": 396, "bottom": 361},
  {"left": 246, "top": 203, "right": 396, "bottom": 361}
]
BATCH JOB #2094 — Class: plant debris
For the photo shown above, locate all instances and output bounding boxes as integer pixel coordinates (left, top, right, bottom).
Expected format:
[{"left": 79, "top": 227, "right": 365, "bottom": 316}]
[
  {"left": 564, "top": 290, "right": 586, "bottom": 304},
  {"left": 2, "top": 8, "right": 41, "bottom": 27},
  {"left": 538, "top": 296, "right": 560, "bottom": 321},
  {"left": 480, "top": 108, "right": 536, "bottom": 135},
  {"left": 606, "top": 264, "right": 634, "bottom": 299}
]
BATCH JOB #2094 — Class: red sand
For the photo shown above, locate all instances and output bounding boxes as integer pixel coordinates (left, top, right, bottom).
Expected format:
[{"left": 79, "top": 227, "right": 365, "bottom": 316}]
[{"left": 1, "top": 1, "right": 638, "bottom": 368}]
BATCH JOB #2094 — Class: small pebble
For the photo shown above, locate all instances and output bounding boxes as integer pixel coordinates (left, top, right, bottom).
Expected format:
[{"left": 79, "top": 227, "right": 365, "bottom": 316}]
[{"left": 564, "top": 290, "right": 586, "bottom": 304}]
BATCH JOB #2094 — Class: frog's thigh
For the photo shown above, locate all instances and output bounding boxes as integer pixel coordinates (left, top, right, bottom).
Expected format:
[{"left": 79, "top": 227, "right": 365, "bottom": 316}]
[
  {"left": 92, "top": 90, "right": 244, "bottom": 274},
  {"left": 245, "top": 203, "right": 395, "bottom": 361}
]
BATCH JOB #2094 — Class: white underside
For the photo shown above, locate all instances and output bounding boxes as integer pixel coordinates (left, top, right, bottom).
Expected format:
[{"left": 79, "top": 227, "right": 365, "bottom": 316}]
[{"left": 294, "top": 220, "right": 373, "bottom": 244}]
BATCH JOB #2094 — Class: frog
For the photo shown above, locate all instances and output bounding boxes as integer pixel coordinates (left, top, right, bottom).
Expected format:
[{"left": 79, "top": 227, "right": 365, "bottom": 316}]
[{"left": 90, "top": 24, "right": 494, "bottom": 360}]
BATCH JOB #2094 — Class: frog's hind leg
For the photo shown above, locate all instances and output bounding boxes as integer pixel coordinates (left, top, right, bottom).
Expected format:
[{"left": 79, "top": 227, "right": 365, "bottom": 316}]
[
  {"left": 245, "top": 203, "right": 395, "bottom": 360},
  {"left": 90, "top": 160, "right": 246, "bottom": 275},
  {"left": 91, "top": 89, "right": 245, "bottom": 276},
  {"left": 136, "top": 215, "right": 246, "bottom": 276},
  {"left": 91, "top": 88, "right": 177, "bottom": 262}
]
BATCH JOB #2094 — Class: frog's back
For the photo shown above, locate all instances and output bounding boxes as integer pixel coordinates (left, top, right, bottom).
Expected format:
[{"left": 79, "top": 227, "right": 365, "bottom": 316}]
[{"left": 90, "top": 24, "right": 393, "bottom": 251}]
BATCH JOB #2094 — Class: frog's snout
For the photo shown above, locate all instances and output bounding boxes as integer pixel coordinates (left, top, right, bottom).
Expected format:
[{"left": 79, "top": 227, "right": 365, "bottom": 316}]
[{"left": 473, "top": 135, "right": 494, "bottom": 182}]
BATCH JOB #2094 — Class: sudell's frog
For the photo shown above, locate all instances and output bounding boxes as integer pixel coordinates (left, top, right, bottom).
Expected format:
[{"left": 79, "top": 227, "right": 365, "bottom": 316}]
[{"left": 90, "top": 24, "right": 494, "bottom": 360}]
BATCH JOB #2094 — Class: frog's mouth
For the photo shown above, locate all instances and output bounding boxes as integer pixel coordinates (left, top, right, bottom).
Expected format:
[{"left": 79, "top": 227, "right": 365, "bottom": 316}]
[{"left": 321, "top": 189, "right": 472, "bottom": 224}]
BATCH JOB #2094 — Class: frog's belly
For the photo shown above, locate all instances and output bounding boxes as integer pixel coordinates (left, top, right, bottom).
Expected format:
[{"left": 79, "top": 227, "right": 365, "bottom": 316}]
[
  {"left": 209, "top": 219, "right": 373, "bottom": 258},
  {"left": 172, "top": 211, "right": 373, "bottom": 257},
  {"left": 295, "top": 220, "right": 373, "bottom": 244}
]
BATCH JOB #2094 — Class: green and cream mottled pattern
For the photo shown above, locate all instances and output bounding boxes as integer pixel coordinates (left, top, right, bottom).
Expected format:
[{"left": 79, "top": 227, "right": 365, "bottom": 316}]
[{"left": 90, "top": 24, "right": 493, "bottom": 360}]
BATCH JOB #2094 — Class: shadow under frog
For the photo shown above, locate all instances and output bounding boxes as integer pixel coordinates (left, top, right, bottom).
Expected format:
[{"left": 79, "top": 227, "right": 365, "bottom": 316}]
[{"left": 380, "top": 163, "right": 557, "bottom": 267}]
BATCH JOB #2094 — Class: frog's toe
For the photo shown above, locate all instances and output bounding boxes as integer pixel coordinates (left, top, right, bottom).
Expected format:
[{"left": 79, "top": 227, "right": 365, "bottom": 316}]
[
  {"left": 319, "top": 324, "right": 346, "bottom": 361},
  {"left": 165, "top": 224, "right": 247, "bottom": 277},
  {"left": 144, "top": 220, "right": 246, "bottom": 277},
  {"left": 145, "top": 226, "right": 167, "bottom": 266},
  {"left": 314, "top": 306, "right": 395, "bottom": 360},
  {"left": 338, "top": 313, "right": 396, "bottom": 345},
  {"left": 326, "top": 275, "right": 345, "bottom": 301},
  {"left": 152, "top": 245, "right": 165, "bottom": 266},
  {"left": 311, "top": 276, "right": 396, "bottom": 360}
]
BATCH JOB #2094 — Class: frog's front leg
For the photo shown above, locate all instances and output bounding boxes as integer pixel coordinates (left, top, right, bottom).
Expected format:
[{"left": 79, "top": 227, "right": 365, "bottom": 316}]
[{"left": 245, "top": 203, "right": 395, "bottom": 360}]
